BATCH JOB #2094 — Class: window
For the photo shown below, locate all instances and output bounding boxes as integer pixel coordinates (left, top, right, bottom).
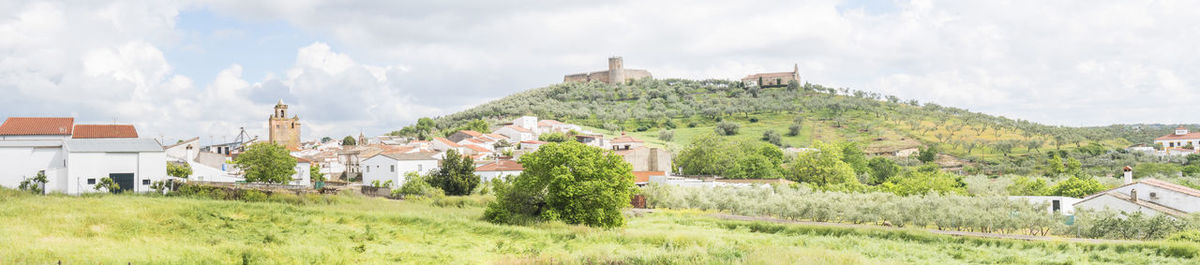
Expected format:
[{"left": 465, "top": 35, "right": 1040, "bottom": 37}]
[
  {"left": 87, "top": 178, "right": 96, "bottom": 184},
  {"left": 418, "top": 164, "right": 423, "bottom": 172},
  {"left": 1150, "top": 192, "right": 1158, "bottom": 199},
  {"left": 142, "top": 179, "right": 151, "bottom": 185},
  {"left": 390, "top": 165, "right": 395, "bottom": 172},
  {"left": 365, "top": 166, "right": 369, "bottom": 173}
]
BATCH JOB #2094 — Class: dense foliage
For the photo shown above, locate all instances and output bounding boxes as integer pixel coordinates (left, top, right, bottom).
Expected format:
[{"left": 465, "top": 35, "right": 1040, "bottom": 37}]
[
  {"left": 17, "top": 171, "right": 47, "bottom": 194},
  {"left": 674, "top": 133, "right": 783, "bottom": 178},
  {"left": 485, "top": 142, "right": 634, "bottom": 228},
  {"left": 426, "top": 149, "right": 479, "bottom": 196},
  {"left": 233, "top": 142, "right": 297, "bottom": 184},
  {"left": 167, "top": 162, "right": 192, "bottom": 179}
]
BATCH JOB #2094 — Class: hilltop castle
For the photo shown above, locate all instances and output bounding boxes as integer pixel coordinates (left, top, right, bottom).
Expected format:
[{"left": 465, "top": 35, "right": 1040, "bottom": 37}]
[
  {"left": 563, "top": 57, "right": 653, "bottom": 85},
  {"left": 742, "top": 64, "right": 800, "bottom": 88},
  {"left": 268, "top": 99, "right": 302, "bottom": 150}
]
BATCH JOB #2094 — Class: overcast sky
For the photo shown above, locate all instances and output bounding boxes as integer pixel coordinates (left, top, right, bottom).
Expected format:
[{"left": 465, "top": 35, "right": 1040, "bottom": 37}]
[{"left": 1, "top": 0, "right": 1196, "bottom": 145}]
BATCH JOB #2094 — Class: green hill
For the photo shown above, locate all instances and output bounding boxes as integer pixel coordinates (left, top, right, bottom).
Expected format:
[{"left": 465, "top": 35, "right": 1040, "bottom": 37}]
[{"left": 411, "top": 78, "right": 1184, "bottom": 175}]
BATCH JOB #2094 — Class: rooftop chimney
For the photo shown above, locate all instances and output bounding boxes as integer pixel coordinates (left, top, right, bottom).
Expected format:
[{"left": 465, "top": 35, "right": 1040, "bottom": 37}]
[
  {"left": 1123, "top": 166, "right": 1133, "bottom": 184},
  {"left": 1130, "top": 189, "right": 1138, "bottom": 202}
]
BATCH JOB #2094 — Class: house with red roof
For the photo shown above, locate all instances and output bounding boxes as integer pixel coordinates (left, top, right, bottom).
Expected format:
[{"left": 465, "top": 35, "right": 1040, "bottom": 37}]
[
  {"left": 1154, "top": 127, "right": 1200, "bottom": 154},
  {"left": 610, "top": 133, "right": 644, "bottom": 151},
  {"left": 0, "top": 117, "right": 167, "bottom": 195},
  {"left": 447, "top": 130, "right": 485, "bottom": 142},
  {"left": 476, "top": 160, "right": 523, "bottom": 182}
]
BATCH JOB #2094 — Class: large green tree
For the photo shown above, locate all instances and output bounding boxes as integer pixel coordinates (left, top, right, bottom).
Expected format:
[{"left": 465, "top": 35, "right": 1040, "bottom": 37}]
[
  {"left": 787, "top": 141, "right": 858, "bottom": 187},
  {"left": 866, "top": 157, "right": 900, "bottom": 185},
  {"left": 426, "top": 149, "right": 479, "bottom": 196},
  {"left": 342, "top": 136, "right": 357, "bottom": 146},
  {"left": 233, "top": 142, "right": 297, "bottom": 184},
  {"left": 484, "top": 141, "right": 634, "bottom": 228},
  {"left": 675, "top": 133, "right": 738, "bottom": 176}
]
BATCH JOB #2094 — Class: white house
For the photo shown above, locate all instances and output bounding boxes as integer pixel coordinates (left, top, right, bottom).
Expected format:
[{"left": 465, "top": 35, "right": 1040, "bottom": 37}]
[
  {"left": 496, "top": 125, "right": 535, "bottom": 142},
  {"left": 291, "top": 156, "right": 312, "bottom": 186},
  {"left": 64, "top": 138, "right": 168, "bottom": 194},
  {"left": 1008, "top": 196, "right": 1080, "bottom": 215},
  {"left": 361, "top": 152, "right": 440, "bottom": 187},
  {"left": 1074, "top": 168, "right": 1200, "bottom": 217},
  {"left": 475, "top": 160, "right": 522, "bottom": 183},
  {"left": 1154, "top": 127, "right": 1200, "bottom": 152},
  {"left": 513, "top": 116, "right": 538, "bottom": 131},
  {"left": 610, "top": 134, "right": 644, "bottom": 151},
  {"left": 0, "top": 117, "right": 167, "bottom": 195}
]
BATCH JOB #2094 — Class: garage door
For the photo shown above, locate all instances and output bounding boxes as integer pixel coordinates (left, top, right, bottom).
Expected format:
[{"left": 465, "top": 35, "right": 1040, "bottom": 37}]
[{"left": 109, "top": 173, "right": 134, "bottom": 193}]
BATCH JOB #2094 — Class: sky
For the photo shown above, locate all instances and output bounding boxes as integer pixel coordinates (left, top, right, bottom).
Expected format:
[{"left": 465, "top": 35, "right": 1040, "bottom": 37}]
[{"left": 1, "top": 0, "right": 1197, "bottom": 146}]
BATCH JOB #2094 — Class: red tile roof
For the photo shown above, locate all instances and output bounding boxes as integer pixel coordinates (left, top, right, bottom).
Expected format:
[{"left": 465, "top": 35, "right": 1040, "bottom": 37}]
[
  {"left": 538, "top": 120, "right": 565, "bottom": 127},
  {"left": 71, "top": 124, "right": 139, "bottom": 139},
  {"left": 477, "top": 160, "right": 523, "bottom": 171},
  {"left": 1140, "top": 179, "right": 1200, "bottom": 198},
  {"left": 520, "top": 140, "right": 547, "bottom": 144},
  {"left": 0, "top": 117, "right": 74, "bottom": 136},
  {"left": 458, "top": 130, "right": 483, "bottom": 137},
  {"left": 741, "top": 71, "right": 797, "bottom": 81},
  {"left": 1155, "top": 132, "right": 1200, "bottom": 141},
  {"left": 632, "top": 171, "right": 665, "bottom": 183},
  {"left": 465, "top": 145, "right": 492, "bottom": 153},
  {"left": 433, "top": 137, "right": 460, "bottom": 147}
]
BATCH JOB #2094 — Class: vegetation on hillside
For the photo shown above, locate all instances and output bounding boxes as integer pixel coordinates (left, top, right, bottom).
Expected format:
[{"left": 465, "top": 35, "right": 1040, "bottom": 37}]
[{"left": 403, "top": 78, "right": 1200, "bottom": 176}]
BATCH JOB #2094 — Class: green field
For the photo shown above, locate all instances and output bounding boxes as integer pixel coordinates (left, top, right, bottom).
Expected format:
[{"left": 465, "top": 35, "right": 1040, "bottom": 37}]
[{"left": 2, "top": 189, "right": 1197, "bottom": 264}]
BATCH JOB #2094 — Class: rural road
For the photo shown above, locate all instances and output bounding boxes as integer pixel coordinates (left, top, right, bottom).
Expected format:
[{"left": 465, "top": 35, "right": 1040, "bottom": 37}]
[{"left": 628, "top": 208, "right": 1136, "bottom": 244}]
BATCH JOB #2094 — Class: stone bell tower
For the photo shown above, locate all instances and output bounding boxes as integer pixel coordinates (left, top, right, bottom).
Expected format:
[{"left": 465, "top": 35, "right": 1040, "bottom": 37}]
[{"left": 268, "top": 99, "right": 301, "bottom": 150}]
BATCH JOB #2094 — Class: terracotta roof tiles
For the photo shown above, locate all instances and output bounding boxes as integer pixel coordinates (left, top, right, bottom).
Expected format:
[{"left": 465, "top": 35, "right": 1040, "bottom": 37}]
[{"left": 0, "top": 117, "right": 74, "bottom": 136}]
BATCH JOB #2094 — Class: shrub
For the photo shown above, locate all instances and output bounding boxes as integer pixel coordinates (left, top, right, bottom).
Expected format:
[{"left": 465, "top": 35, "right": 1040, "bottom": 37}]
[
  {"left": 17, "top": 172, "right": 48, "bottom": 194},
  {"left": 393, "top": 172, "right": 445, "bottom": 199},
  {"left": 658, "top": 130, "right": 674, "bottom": 142},
  {"left": 714, "top": 121, "right": 740, "bottom": 136},
  {"left": 761, "top": 130, "right": 782, "bottom": 146},
  {"left": 787, "top": 123, "right": 802, "bottom": 137},
  {"left": 94, "top": 177, "right": 120, "bottom": 193}
]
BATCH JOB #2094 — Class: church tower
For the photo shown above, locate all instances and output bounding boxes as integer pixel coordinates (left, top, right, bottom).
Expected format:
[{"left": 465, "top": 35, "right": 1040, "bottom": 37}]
[{"left": 268, "top": 99, "right": 302, "bottom": 150}]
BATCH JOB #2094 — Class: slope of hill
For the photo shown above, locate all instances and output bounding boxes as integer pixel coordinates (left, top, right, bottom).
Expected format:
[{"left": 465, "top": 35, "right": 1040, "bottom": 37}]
[{"left": 415, "top": 78, "right": 1179, "bottom": 174}]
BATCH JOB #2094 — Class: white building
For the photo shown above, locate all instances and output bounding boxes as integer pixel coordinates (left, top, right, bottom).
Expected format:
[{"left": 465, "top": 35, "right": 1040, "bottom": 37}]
[
  {"left": 1008, "top": 196, "right": 1080, "bottom": 215},
  {"left": 496, "top": 125, "right": 535, "bottom": 142},
  {"left": 1074, "top": 168, "right": 1200, "bottom": 217},
  {"left": 361, "top": 152, "right": 440, "bottom": 187},
  {"left": 1154, "top": 127, "right": 1200, "bottom": 151},
  {"left": 0, "top": 117, "right": 167, "bottom": 195},
  {"left": 64, "top": 138, "right": 168, "bottom": 194},
  {"left": 432, "top": 137, "right": 463, "bottom": 152},
  {"left": 537, "top": 120, "right": 581, "bottom": 134},
  {"left": 513, "top": 116, "right": 538, "bottom": 131},
  {"left": 519, "top": 140, "right": 546, "bottom": 151},
  {"left": 475, "top": 160, "right": 522, "bottom": 183}
]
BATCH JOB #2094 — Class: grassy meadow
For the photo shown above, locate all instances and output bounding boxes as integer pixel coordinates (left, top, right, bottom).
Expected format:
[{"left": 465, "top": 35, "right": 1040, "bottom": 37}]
[{"left": 1, "top": 189, "right": 1197, "bottom": 264}]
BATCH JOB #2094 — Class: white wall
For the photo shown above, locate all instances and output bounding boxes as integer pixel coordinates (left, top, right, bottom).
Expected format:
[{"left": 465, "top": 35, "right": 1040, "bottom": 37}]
[
  {"left": 1009, "top": 196, "right": 1079, "bottom": 215},
  {"left": 65, "top": 151, "right": 167, "bottom": 194},
  {"left": 0, "top": 146, "right": 66, "bottom": 193},
  {"left": 290, "top": 162, "right": 311, "bottom": 186},
  {"left": 478, "top": 170, "right": 519, "bottom": 183},
  {"left": 361, "top": 156, "right": 439, "bottom": 187},
  {"left": 188, "top": 161, "right": 241, "bottom": 183}
]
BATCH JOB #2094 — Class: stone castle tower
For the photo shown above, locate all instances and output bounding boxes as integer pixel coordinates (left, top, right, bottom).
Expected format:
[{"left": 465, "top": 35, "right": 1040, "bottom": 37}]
[
  {"left": 608, "top": 57, "right": 625, "bottom": 85},
  {"left": 268, "top": 99, "right": 301, "bottom": 150}
]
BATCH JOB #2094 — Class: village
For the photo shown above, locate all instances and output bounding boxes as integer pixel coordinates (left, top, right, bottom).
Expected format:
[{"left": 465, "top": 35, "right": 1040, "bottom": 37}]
[{"left": 1, "top": 58, "right": 1199, "bottom": 222}]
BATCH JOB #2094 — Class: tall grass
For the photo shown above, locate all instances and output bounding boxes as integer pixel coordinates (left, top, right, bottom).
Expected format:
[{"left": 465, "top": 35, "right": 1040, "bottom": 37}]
[{"left": 1, "top": 188, "right": 1197, "bottom": 264}]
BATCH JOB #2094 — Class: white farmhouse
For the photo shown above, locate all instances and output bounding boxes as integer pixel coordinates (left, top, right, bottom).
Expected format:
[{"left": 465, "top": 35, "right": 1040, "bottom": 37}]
[
  {"left": 361, "top": 152, "right": 440, "bottom": 187},
  {"left": 1074, "top": 167, "right": 1200, "bottom": 217},
  {"left": 475, "top": 160, "right": 522, "bottom": 183},
  {"left": 0, "top": 117, "right": 168, "bottom": 195},
  {"left": 1008, "top": 196, "right": 1081, "bottom": 215},
  {"left": 1154, "top": 127, "right": 1200, "bottom": 152}
]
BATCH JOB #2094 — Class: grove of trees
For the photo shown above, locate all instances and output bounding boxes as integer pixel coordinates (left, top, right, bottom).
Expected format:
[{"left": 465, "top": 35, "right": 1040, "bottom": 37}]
[{"left": 485, "top": 141, "right": 635, "bottom": 228}]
